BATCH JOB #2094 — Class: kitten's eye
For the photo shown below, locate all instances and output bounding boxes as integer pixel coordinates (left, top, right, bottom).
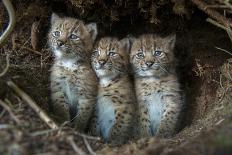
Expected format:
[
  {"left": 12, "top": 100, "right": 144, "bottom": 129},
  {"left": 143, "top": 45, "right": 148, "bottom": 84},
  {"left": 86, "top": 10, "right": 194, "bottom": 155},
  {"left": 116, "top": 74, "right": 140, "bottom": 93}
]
[
  {"left": 93, "top": 50, "right": 99, "bottom": 56},
  {"left": 53, "top": 31, "right": 61, "bottom": 37},
  {"left": 108, "top": 51, "right": 118, "bottom": 57},
  {"left": 69, "top": 34, "right": 79, "bottom": 40},
  {"left": 154, "top": 50, "right": 163, "bottom": 56},
  {"left": 136, "top": 52, "right": 144, "bottom": 59}
]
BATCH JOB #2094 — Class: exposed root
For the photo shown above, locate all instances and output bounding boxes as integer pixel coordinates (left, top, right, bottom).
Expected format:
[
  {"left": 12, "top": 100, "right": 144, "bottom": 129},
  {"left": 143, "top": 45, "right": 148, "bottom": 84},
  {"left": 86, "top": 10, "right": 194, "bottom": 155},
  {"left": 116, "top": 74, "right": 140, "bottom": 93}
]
[
  {"left": 207, "top": 18, "right": 232, "bottom": 43},
  {"left": 7, "top": 80, "right": 58, "bottom": 129},
  {"left": 0, "top": 54, "right": 10, "bottom": 77},
  {"left": 191, "top": 0, "right": 232, "bottom": 27},
  {"left": 67, "top": 136, "right": 87, "bottom": 155},
  {"left": 83, "top": 137, "right": 96, "bottom": 155},
  {"left": 7, "top": 80, "right": 98, "bottom": 155},
  {"left": 0, "top": 0, "right": 16, "bottom": 45}
]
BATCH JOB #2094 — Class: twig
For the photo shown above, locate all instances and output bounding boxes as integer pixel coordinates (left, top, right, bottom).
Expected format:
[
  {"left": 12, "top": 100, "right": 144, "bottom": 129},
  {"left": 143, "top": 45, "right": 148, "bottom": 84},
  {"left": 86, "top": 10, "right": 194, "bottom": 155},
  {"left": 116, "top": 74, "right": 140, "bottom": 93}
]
[
  {"left": 20, "top": 46, "right": 42, "bottom": 55},
  {"left": 206, "top": 5, "right": 231, "bottom": 9},
  {"left": 74, "top": 131, "right": 101, "bottom": 141},
  {"left": 207, "top": 18, "right": 231, "bottom": 32},
  {"left": 83, "top": 138, "right": 96, "bottom": 155},
  {"left": 215, "top": 118, "right": 225, "bottom": 126},
  {"left": 191, "top": 0, "right": 232, "bottom": 27},
  {"left": 207, "top": 18, "right": 232, "bottom": 43},
  {"left": 67, "top": 136, "right": 87, "bottom": 155},
  {"left": 30, "top": 128, "right": 60, "bottom": 137},
  {"left": 215, "top": 46, "right": 232, "bottom": 56},
  {"left": 7, "top": 80, "right": 58, "bottom": 129},
  {"left": 0, "top": 54, "right": 10, "bottom": 77},
  {"left": 0, "top": 99, "right": 20, "bottom": 124},
  {"left": 219, "top": 74, "right": 224, "bottom": 89},
  {"left": 15, "top": 44, "right": 42, "bottom": 55},
  {"left": 223, "top": 1, "right": 232, "bottom": 10},
  {"left": 226, "top": 29, "right": 232, "bottom": 43},
  {"left": 0, "top": 109, "right": 6, "bottom": 118}
]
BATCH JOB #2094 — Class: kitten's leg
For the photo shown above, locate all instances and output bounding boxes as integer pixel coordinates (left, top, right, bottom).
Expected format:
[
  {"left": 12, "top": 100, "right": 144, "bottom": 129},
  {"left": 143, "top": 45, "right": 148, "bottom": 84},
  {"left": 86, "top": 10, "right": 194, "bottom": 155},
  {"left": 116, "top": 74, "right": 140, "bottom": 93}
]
[
  {"left": 109, "top": 110, "right": 133, "bottom": 145},
  {"left": 89, "top": 107, "right": 99, "bottom": 136},
  {"left": 51, "top": 81, "right": 70, "bottom": 123},
  {"left": 156, "top": 94, "right": 181, "bottom": 138},
  {"left": 74, "top": 98, "right": 95, "bottom": 132},
  {"left": 138, "top": 105, "right": 152, "bottom": 137}
]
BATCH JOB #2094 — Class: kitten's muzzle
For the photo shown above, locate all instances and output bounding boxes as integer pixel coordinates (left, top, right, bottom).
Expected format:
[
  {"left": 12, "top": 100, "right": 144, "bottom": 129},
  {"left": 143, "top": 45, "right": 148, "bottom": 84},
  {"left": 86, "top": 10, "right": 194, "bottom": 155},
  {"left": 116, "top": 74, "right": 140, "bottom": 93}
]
[
  {"left": 94, "top": 60, "right": 107, "bottom": 70},
  {"left": 145, "top": 61, "right": 154, "bottom": 67},
  {"left": 57, "top": 40, "right": 65, "bottom": 47},
  {"left": 98, "top": 60, "right": 106, "bottom": 66}
]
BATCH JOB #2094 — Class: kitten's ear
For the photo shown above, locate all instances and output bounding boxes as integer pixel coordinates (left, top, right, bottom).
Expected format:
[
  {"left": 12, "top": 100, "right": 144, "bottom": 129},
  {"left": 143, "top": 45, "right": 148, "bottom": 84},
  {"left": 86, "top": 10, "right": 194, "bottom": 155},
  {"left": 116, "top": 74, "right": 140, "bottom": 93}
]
[
  {"left": 51, "top": 13, "right": 60, "bottom": 24},
  {"left": 166, "top": 34, "right": 176, "bottom": 49},
  {"left": 128, "top": 36, "right": 136, "bottom": 46},
  {"left": 86, "top": 23, "right": 98, "bottom": 41},
  {"left": 120, "top": 38, "right": 131, "bottom": 53}
]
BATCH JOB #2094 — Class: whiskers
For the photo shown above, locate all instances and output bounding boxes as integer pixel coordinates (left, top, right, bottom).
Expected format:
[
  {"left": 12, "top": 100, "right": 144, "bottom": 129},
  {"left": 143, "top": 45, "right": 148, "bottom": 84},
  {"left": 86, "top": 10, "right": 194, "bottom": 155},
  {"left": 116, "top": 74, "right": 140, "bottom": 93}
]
[
  {"left": 157, "top": 63, "right": 169, "bottom": 74},
  {"left": 156, "top": 59, "right": 172, "bottom": 74}
]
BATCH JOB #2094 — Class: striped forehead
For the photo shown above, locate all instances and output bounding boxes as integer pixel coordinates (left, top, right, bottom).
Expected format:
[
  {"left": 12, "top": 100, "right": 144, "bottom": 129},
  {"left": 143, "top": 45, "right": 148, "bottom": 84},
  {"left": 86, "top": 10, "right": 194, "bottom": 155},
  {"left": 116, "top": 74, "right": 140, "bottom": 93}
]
[
  {"left": 139, "top": 35, "right": 156, "bottom": 51},
  {"left": 98, "top": 38, "right": 118, "bottom": 50},
  {"left": 55, "top": 19, "right": 80, "bottom": 32}
]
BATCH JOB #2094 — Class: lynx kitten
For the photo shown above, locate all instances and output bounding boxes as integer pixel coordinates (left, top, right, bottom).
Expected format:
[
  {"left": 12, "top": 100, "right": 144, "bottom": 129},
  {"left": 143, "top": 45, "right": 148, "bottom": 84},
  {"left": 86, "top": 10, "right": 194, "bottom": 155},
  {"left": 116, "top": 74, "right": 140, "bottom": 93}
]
[
  {"left": 130, "top": 34, "right": 182, "bottom": 138},
  {"left": 48, "top": 13, "right": 98, "bottom": 131},
  {"left": 91, "top": 37, "right": 136, "bottom": 144}
]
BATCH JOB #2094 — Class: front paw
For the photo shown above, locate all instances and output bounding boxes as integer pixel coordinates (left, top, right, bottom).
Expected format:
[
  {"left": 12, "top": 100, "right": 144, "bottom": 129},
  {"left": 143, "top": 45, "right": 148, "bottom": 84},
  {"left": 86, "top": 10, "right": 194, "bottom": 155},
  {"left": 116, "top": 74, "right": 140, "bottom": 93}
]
[{"left": 52, "top": 104, "right": 70, "bottom": 123}]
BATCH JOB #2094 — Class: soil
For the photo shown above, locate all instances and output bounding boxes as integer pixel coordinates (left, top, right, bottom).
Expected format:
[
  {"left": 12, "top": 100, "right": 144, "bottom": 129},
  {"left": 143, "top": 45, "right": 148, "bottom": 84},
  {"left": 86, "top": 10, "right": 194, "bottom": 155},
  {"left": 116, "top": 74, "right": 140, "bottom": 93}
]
[{"left": 0, "top": 0, "right": 232, "bottom": 155}]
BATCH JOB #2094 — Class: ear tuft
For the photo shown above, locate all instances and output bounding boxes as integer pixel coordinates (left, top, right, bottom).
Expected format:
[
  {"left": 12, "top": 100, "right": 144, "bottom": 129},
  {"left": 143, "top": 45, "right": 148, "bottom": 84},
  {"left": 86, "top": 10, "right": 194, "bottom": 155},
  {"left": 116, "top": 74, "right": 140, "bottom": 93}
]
[
  {"left": 86, "top": 23, "right": 98, "bottom": 41},
  {"left": 120, "top": 38, "right": 131, "bottom": 53},
  {"left": 167, "top": 34, "right": 176, "bottom": 49},
  {"left": 51, "top": 13, "right": 60, "bottom": 24}
]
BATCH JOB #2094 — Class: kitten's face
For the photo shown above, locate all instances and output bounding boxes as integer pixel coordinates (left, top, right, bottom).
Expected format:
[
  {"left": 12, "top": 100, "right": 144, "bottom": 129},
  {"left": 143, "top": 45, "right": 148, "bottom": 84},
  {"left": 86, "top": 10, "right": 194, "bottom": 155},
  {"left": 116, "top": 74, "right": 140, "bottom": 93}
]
[
  {"left": 130, "top": 34, "right": 176, "bottom": 78},
  {"left": 48, "top": 13, "right": 97, "bottom": 60},
  {"left": 91, "top": 37, "right": 130, "bottom": 78}
]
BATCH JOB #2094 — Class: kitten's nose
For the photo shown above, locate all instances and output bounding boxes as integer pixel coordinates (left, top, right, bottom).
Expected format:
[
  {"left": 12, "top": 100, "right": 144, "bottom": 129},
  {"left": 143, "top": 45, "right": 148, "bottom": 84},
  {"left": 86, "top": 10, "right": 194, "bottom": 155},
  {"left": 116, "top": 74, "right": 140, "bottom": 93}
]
[
  {"left": 98, "top": 60, "right": 106, "bottom": 66},
  {"left": 57, "top": 40, "right": 65, "bottom": 47},
  {"left": 145, "top": 61, "right": 154, "bottom": 67}
]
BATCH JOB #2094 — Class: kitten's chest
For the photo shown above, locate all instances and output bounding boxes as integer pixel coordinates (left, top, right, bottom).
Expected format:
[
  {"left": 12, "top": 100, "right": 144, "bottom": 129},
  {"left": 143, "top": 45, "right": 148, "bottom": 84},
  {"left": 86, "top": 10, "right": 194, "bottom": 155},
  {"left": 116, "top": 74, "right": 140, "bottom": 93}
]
[
  {"left": 136, "top": 78, "right": 167, "bottom": 109},
  {"left": 53, "top": 60, "right": 89, "bottom": 82},
  {"left": 96, "top": 95, "right": 115, "bottom": 139},
  {"left": 137, "top": 79, "right": 163, "bottom": 98}
]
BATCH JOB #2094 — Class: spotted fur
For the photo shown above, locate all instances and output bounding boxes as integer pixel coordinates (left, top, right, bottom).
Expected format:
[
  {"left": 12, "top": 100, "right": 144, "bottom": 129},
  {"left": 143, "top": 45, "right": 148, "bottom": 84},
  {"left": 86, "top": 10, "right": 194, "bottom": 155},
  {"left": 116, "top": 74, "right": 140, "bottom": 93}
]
[
  {"left": 130, "top": 34, "right": 182, "bottom": 138},
  {"left": 91, "top": 37, "right": 136, "bottom": 145},
  {"left": 48, "top": 13, "right": 98, "bottom": 131}
]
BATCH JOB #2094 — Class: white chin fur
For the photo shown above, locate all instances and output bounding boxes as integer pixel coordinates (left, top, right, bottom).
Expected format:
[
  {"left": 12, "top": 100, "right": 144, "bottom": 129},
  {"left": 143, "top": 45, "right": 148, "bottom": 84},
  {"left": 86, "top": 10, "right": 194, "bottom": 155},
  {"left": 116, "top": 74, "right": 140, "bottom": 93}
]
[
  {"left": 54, "top": 49, "right": 62, "bottom": 58},
  {"left": 97, "top": 71, "right": 118, "bottom": 87},
  {"left": 95, "top": 69, "right": 107, "bottom": 77},
  {"left": 99, "top": 77, "right": 113, "bottom": 87},
  {"left": 138, "top": 70, "right": 155, "bottom": 77},
  {"left": 57, "top": 58, "right": 76, "bottom": 70}
]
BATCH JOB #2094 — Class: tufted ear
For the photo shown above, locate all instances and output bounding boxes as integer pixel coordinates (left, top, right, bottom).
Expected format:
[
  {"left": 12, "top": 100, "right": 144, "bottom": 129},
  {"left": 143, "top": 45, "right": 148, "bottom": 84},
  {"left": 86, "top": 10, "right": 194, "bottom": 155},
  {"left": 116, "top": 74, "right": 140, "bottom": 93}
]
[
  {"left": 166, "top": 34, "right": 176, "bottom": 49},
  {"left": 120, "top": 38, "right": 131, "bottom": 53},
  {"left": 127, "top": 34, "right": 136, "bottom": 45},
  {"left": 51, "top": 13, "right": 60, "bottom": 24},
  {"left": 86, "top": 23, "right": 98, "bottom": 41}
]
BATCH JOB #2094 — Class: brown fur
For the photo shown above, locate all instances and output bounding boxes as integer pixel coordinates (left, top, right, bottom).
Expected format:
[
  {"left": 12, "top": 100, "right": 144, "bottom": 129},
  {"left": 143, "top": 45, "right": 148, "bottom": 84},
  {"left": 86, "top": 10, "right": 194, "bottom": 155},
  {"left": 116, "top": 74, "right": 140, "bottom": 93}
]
[
  {"left": 130, "top": 34, "right": 182, "bottom": 138},
  {"left": 91, "top": 37, "right": 136, "bottom": 145},
  {"left": 48, "top": 13, "right": 98, "bottom": 131}
]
